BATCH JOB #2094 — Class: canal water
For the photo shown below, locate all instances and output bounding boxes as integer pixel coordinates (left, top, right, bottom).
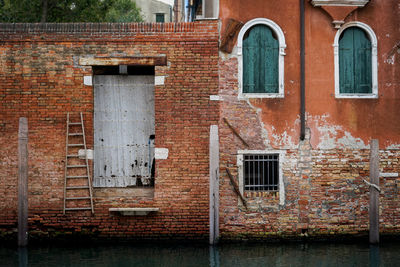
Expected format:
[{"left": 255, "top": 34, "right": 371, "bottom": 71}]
[{"left": 1, "top": 241, "right": 400, "bottom": 266}]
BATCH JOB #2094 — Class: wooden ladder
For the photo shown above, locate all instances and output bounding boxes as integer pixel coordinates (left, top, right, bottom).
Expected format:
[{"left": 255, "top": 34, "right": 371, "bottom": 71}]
[{"left": 63, "top": 112, "right": 94, "bottom": 214}]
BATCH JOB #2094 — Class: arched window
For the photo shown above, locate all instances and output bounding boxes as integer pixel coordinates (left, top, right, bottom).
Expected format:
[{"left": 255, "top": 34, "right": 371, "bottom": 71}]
[
  {"left": 334, "top": 22, "right": 378, "bottom": 98},
  {"left": 238, "top": 18, "right": 286, "bottom": 98}
]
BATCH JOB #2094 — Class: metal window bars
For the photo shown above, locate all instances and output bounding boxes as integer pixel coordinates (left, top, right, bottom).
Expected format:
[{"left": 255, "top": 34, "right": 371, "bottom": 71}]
[{"left": 244, "top": 154, "right": 279, "bottom": 191}]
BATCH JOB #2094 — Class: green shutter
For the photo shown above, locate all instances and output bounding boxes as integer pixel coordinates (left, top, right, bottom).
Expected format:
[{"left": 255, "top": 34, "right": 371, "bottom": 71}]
[
  {"left": 339, "top": 27, "right": 372, "bottom": 94},
  {"left": 243, "top": 25, "right": 279, "bottom": 94}
]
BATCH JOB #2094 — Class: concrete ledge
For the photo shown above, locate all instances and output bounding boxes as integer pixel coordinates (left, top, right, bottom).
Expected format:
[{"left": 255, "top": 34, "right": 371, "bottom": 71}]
[{"left": 109, "top": 207, "right": 159, "bottom": 216}]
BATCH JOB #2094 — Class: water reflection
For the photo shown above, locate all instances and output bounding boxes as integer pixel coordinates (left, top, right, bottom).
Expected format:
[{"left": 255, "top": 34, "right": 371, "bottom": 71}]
[
  {"left": 369, "top": 245, "right": 380, "bottom": 267},
  {"left": 18, "top": 247, "right": 28, "bottom": 267},
  {"left": 1, "top": 242, "right": 400, "bottom": 267}
]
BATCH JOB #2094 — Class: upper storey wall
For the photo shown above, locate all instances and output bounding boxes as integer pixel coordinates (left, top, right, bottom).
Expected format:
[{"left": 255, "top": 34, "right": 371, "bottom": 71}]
[{"left": 218, "top": 0, "right": 400, "bottom": 149}]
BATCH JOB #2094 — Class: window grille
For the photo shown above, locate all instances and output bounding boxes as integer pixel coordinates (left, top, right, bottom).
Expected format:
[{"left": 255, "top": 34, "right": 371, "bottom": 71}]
[{"left": 244, "top": 154, "right": 279, "bottom": 191}]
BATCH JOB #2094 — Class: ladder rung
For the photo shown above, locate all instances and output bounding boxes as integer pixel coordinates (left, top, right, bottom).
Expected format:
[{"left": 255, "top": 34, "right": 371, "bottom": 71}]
[
  {"left": 68, "top": 144, "right": 84, "bottom": 147},
  {"left": 67, "top": 154, "right": 79, "bottom": 157},
  {"left": 66, "top": 197, "right": 91, "bottom": 200},
  {"left": 65, "top": 207, "right": 92, "bottom": 211},
  {"left": 69, "top": 122, "right": 82, "bottom": 125},
  {"left": 68, "top": 133, "right": 83, "bottom": 136},
  {"left": 67, "top": 165, "right": 87, "bottom": 168},
  {"left": 66, "top": 175, "right": 88, "bottom": 179},
  {"left": 66, "top": 186, "right": 89, "bottom": 190}
]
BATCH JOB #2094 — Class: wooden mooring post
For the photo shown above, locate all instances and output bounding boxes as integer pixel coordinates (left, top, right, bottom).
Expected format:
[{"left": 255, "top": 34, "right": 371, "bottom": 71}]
[
  {"left": 209, "top": 125, "right": 219, "bottom": 245},
  {"left": 18, "top": 117, "right": 28, "bottom": 247},
  {"left": 369, "top": 139, "right": 379, "bottom": 244}
]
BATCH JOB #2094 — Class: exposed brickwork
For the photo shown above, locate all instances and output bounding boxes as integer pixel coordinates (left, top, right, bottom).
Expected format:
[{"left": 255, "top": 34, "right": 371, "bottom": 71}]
[
  {"left": 0, "top": 21, "right": 219, "bottom": 240},
  {"left": 218, "top": 57, "right": 400, "bottom": 240}
]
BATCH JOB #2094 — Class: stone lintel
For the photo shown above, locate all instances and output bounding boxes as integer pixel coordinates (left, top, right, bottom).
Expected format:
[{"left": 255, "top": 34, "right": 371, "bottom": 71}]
[{"left": 79, "top": 56, "right": 167, "bottom": 66}]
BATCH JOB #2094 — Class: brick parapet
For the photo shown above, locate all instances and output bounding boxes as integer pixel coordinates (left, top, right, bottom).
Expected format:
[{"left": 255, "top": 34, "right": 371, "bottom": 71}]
[{"left": 0, "top": 21, "right": 219, "bottom": 42}]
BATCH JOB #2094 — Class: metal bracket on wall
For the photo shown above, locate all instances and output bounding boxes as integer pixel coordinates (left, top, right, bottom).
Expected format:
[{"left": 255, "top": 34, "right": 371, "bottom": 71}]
[
  {"left": 225, "top": 167, "right": 247, "bottom": 209},
  {"left": 223, "top": 118, "right": 249, "bottom": 148}
]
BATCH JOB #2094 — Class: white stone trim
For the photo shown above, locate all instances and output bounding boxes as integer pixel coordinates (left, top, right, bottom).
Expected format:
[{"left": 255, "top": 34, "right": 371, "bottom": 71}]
[
  {"left": 237, "top": 18, "right": 286, "bottom": 99},
  {"left": 155, "top": 148, "right": 168, "bottom": 159},
  {"left": 380, "top": 173, "right": 398, "bottom": 178},
  {"left": 209, "top": 95, "right": 221, "bottom": 101},
  {"left": 333, "top": 21, "right": 378, "bottom": 99},
  {"left": 311, "top": 0, "right": 369, "bottom": 6},
  {"left": 237, "top": 149, "right": 285, "bottom": 206},
  {"left": 155, "top": 76, "right": 165, "bottom": 86},
  {"left": 83, "top": 75, "right": 92, "bottom": 86}
]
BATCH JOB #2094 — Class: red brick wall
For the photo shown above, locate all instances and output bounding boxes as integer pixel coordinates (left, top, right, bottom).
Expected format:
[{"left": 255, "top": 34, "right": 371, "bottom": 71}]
[{"left": 0, "top": 21, "right": 219, "bottom": 240}]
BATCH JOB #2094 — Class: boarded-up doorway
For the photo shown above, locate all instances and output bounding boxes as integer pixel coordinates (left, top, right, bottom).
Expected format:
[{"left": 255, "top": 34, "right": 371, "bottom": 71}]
[{"left": 93, "top": 75, "right": 155, "bottom": 187}]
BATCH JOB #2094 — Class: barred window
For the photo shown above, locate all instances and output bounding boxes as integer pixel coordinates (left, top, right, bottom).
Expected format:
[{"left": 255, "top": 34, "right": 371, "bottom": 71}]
[{"left": 244, "top": 154, "right": 279, "bottom": 191}]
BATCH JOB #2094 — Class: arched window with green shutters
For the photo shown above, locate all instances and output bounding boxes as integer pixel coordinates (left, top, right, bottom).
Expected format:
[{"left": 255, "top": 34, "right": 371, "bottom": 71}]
[
  {"left": 243, "top": 25, "right": 279, "bottom": 94},
  {"left": 339, "top": 27, "right": 372, "bottom": 94}
]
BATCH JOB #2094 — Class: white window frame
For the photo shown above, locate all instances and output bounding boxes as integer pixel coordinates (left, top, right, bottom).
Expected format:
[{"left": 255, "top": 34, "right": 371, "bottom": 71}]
[
  {"left": 237, "top": 150, "right": 285, "bottom": 206},
  {"left": 333, "top": 21, "right": 378, "bottom": 99},
  {"left": 237, "top": 18, "right": 286, "bottom": 99}
]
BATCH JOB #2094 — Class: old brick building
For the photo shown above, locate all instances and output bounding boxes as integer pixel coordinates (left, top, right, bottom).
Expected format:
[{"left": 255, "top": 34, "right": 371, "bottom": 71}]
[
  {"left": 0, "top": 0, "right": 399, "bottom": 242},
  {"left": 0, "top": 22, "right": 219, "bottom": 240},
  {"left": 217, "top": 0, "right": 400, "bottom": 240}
]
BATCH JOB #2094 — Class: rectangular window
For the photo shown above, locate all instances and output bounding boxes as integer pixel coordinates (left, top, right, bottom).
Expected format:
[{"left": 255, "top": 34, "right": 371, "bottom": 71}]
[
  {"left": 156, "top": 13, "right": 165, "bottom": 23},
  {"left": 243, "top": 154, "right": 279, "bottom": 191}
]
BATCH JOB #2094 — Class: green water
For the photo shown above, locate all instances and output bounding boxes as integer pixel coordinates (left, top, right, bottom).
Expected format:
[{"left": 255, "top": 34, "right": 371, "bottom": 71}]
[{"left": 1, "top": 242, "right": 399, "bottom": 266}]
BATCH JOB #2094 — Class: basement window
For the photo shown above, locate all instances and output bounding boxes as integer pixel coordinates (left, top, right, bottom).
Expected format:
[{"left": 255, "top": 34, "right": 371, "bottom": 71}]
[
  {"left": 237, "top": 150, "right": 285, "bottom": 205},
  {"left": 244, "top": 154, "right": 279, "bottom": 191}
]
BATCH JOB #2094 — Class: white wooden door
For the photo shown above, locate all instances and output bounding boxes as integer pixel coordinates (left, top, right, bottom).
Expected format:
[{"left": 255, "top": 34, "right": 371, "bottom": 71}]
[{"left": 93, "top": 75, "right": 155, "bottom": 187}]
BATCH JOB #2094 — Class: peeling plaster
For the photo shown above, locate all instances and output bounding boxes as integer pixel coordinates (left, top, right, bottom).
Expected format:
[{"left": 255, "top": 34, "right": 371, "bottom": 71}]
[
  {"left": 270, "top": 126, "right": 297, "bottom": 149},
  {"left": 309, "top": 113, "right": 369, "bottom": 149},
  {"left": 385, "top": 54, "right": 395, "bottom": 65},
  {"left": 245, "top": 98, "right": 271, "bottom": 148},
  {"left": 337, "top": 132, "right": 368, "bottom": 149}
]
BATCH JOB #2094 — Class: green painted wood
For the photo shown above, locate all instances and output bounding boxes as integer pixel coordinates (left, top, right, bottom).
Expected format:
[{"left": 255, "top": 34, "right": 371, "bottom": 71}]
[
  {"left": 243, "top": 25, "right": 278, "bottom": 94},
  {"left": 339, "top": 27, "right": 372, "bottom": 94},
  {"left": 354, "top": 28, "right": 372, "bottom": 93}
]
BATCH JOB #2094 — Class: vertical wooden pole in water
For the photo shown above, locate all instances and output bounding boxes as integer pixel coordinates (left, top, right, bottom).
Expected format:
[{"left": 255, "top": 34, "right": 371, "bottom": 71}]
[
  {"left": 18, "top": 117, "right": 28, "bottom": 247},
  {"left": 209, "top": 125, "right": 219, "bottom": 245},
  {"left": 369, "top": 139, "right": 379, "bottom": 244}
]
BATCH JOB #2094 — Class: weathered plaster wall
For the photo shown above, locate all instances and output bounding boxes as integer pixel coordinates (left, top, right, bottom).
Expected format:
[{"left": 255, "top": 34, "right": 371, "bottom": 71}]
[
  {"left": 0, "top": 21, "right": 219, "bottom": 240},
  {"left": 219, "top": 0, "right": 400, "bottom": 149},
  {"left": 218, "top": 0, "right": 400, "bottom": 240}
]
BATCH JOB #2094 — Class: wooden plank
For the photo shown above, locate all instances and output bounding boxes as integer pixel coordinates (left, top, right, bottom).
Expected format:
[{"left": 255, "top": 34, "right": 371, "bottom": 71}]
[
  {"left": 369, "top": 139, "right": 379, "bottom": 244},
  {"left": 339, "top": 28, "right": 355, "bottom": 93},
  {"left": 219, "top": 18, "right": 243, "bottom": 54},
  {"left": 225, "top": 168, "right": 247, "bottom": 208},
  {"left": 209, "top": 125, "right": 219, "bottom": 245},
  {"left": 354, "top": 28, "right": 372, "bottom": 94},
  {"left": 18, "top": 117, "right": 28, "bottom": 247}
]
